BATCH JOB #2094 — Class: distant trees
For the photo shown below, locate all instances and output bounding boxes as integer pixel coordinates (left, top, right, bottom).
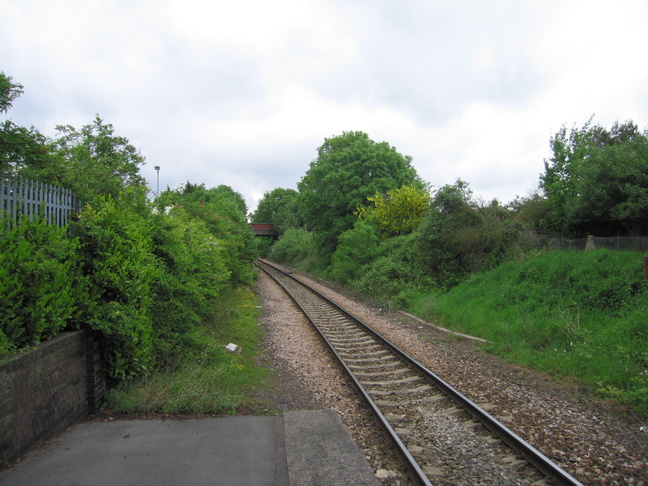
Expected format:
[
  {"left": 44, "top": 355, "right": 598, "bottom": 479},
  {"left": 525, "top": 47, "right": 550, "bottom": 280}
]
[
  {"left": 298, "top": 131, "right": 422, "bottom": 263},
  {"left": 541, "top": 119, "right": 648, "bottom": 235},
  {"left": 250, "top": 187, "right": 303, "bottom": 235},
  {"left": 260, "top": 118, "right": 648, "bottom": 303}
]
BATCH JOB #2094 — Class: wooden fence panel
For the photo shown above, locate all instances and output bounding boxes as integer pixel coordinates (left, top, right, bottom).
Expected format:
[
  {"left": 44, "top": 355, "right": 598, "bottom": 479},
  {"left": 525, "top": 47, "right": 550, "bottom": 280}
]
[{"left": 0, "top": 174, "right": 80, "bottom": 227}]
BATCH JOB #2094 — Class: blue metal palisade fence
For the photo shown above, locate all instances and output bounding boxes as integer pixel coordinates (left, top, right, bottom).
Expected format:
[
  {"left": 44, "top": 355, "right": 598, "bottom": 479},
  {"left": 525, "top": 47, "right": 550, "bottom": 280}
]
[{"left": 0, "top": 174, "right": 80, "bottom": 227}]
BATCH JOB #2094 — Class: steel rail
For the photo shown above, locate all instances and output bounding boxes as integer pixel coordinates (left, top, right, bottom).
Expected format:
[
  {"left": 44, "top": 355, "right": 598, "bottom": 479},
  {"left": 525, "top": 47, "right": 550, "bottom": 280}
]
[
  {"left": 256, "top": 261, "right": 432, "bottom": 485},
  {"left": 256, "top": 259, "right": 584, "bottom": 486}
]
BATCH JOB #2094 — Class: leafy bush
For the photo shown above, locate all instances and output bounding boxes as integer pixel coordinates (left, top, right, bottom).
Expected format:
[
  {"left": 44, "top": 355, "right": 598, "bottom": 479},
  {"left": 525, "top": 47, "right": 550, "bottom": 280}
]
[
  {"left": 0, "top": 215, "right": 85, "bottom": 357},
  {"left": 270, "top": 228, "right": 319, "bottom": 269},
  {"left": 329, "top": 220, "right": 380, "bottom": 284},
  {"left": 253, "top": 236, "right": 274, "bottom": 258},
  {"left": 148, "top": 209, "right": 231, "bottom": 367},
  {"left": 155, "top": 183, "right": 257, "bottom": 285},
  {"left": 69, "top": 195, "right": 157, "bottom": 382},
  {"left": 354, "top": 233, "right": 433, "bottom": 308},
  {"left": 356, "top": 184, "right": 431, "bottom": 238}
]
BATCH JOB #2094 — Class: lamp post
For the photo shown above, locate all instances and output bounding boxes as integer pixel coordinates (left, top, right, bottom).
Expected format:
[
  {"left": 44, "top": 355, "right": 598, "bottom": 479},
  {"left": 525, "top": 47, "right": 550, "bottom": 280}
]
[{"left": 154, "top": 166, "right": 160, "bottom": 197}]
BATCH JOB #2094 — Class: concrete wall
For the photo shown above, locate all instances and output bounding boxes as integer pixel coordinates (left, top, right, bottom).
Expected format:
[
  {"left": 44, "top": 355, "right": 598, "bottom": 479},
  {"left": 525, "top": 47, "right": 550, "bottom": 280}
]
[{"left": 0, "top": 330, "right": 106, "bottom": 466}]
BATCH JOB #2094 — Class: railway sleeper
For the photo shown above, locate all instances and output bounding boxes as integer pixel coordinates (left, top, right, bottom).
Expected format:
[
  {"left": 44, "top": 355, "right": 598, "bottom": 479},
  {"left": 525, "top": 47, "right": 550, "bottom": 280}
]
[
  {"left": 353, "top": 367, "right": 411, "bottom": 379},
  {"left": 350, "top": 349, "right": 392, "bottom": 358},
  {"left": 444, "top": 406, "right": 467, "bottom": 419},
  {"left": 501, "top": 455, "right": 530, "bottom": 470},
  {"left": 315, "top": 316, "right": 349, "bottom": 324},
  {"left": 322, "top": 327, "right": 365, "bottom": 335},
  {"left": 370, "top": 383, "right": 433, "bottom": 395},
  {"left": 374, "top": 393, "right": 445, "bottom": 407},
  {"left": 317, "top": 325, "right": 357, "bottom": 333},
  {"left": 317, "top": 317, "right": 353, "bottom": 324},
  {"left": 374, "top": 399, "right": 411, "bottom": 407},
  {"left": 346, "top": 356, "right": 402, "bottom": 365},
  {"left": 326, "top": 334, "right": 371, "bottom": 342},
  {"left": 343, "top": 359, "right": 402, "bottom": 369},
  {"left": 347, "top": 361, "right": 402, "bottom": 376},
  {"left": 332, "top": 340, "right": 381, "bottom": 349},
  {"left": 384, "top": 413, "right": 407, "bottom": 421},
  {"left": 361, "top": 375, "right": 424, "bottom": 386},
  {"left": 368, "top": 385, "right": 434, "bottom": 397}
]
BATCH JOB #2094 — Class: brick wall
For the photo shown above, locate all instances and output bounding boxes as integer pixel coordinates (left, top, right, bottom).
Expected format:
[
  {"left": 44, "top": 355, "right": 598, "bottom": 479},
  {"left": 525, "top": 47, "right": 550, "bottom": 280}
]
[{"left": 0, "top": 330, "right": 106, "bottom": 466}]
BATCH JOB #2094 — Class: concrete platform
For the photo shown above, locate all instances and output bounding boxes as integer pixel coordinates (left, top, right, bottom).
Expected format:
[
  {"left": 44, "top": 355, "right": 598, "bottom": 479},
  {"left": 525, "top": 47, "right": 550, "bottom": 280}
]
[{"left": 0, "top": 410, "right": 378, "bottom": 486}]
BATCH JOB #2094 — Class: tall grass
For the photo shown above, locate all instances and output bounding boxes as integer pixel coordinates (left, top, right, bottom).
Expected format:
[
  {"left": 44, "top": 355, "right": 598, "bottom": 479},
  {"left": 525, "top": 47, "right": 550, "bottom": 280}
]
[
  {"left": 410, "top": 249, "right": 648, "bottom": 414},
  {"left": 105, "top": 287, "right": 271, "bottom": 415}
]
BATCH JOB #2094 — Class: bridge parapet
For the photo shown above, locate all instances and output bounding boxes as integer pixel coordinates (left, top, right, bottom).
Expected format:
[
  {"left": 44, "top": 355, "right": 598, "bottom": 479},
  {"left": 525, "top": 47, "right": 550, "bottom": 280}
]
[{"left": 250, "top": 223, "right": 278, "bottom": 238}]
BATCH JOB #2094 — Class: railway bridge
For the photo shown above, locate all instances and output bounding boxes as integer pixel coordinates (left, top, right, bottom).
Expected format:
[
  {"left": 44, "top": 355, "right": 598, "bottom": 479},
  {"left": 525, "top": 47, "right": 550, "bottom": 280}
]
[{"left": 249, "top": 223, "right": 278, "bottom": 239}]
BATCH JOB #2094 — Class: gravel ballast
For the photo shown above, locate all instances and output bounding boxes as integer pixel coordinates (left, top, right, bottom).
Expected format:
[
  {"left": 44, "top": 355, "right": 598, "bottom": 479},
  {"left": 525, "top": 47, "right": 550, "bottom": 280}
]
[{"left": 255, "top": 265, "right": 647, "bottom": 486}]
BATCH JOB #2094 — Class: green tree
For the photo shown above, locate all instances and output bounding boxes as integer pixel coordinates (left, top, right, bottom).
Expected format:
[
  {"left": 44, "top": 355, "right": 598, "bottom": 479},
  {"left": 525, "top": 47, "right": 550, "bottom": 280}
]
[
  {"left": 45, "top": 116, "right": 147, "bottom": 203},
  {"left": 156, "top": 182, "right": 256, "bottom": 284},
  {"left": 0, "top": 72, "right": 23, "bottom": 114},
  {"left": 0, "top": 214, "right": 86, "bottom": 357},
  {"left": 298, "top": 131, "right": 421, "bottom": 263},
  {"left": 540, "top": 118, "right": 599, "bottom": 233},
  {"left": 508, "top": 192, "right": 551, "bottom": 232},
  {"left": 540, "top": 119, "right": 648, "bottom": 235},
  {"left": 413, "top": 180, "right": 478, "bottom": 288},
  {"left": 208, "top": 184, "right": 248, "bottom": 215},
  {"left": 357, "top": 184, "right": 431, "bottom": 238},
  {"left": 570, "top": 130, "right": 648, "bottom": 234},
  {"left": 251, "top": 187, "right": 303, "bottom": 234},
  {"left": 354, "top": 232, "right": 430, "bottom": 307},
  {"left": 0, "top": 72, "right": 52, "bottom": 173}
]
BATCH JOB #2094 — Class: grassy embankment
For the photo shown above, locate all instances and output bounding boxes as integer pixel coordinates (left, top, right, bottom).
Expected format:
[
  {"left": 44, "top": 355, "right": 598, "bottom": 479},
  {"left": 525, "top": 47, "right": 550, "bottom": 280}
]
[
  {"left": 105, "top": 286, "right": 271, "bottom": 415},
  {"left": 409, "top": 249, "right": 648, "bottom": 414},
  {"left": 106, "top": 249, "right": 647, "bottom": 416}
]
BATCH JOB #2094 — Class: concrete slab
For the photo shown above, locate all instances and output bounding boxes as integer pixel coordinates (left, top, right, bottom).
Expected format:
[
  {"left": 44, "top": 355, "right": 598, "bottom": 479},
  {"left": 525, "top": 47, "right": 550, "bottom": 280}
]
[
  {"left": 0, "top": 410, "right": 378, "bottom": 486},
  {"left": 284, "top": 410, "right": 378, "bottom": 486},
  {"left": 0, "top": 416, "right": 288, "bottom": 486}
]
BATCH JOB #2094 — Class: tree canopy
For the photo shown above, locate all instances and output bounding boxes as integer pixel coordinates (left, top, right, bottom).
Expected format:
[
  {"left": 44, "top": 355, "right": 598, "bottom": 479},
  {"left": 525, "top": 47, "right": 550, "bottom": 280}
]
[
  {"left": 297, "top": 131, "right": 421, "bottom": 261},
  {"left": 0, "top": 72, "right": 52, "bottom": 173},
  {"left": 0, "top": 72, "right": 23, "bottom": 114},
  {"left": 45, "top": 116, "right": 147, "bottom": 204},
  {"left": 251, "top": 187, "right": 302, "bottom": 234},
  {"left": 541, "top": 119, "right": 648, "bottom": 235},
  {"left": 156, "top": 182, "right": 256, "bottom": 285}
]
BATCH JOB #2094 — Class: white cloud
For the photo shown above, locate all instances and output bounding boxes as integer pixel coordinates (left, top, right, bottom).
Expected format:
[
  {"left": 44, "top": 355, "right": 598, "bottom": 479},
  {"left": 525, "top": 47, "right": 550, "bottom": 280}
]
[{"left": 1, "top": 0, "right": 647, "bottom": 213}]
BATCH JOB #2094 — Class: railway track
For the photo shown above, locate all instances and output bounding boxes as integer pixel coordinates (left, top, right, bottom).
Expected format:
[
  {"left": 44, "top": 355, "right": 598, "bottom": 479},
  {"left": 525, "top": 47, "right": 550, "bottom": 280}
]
[{"left": 256, "top": 259, "right": 584, "bottom": 486}]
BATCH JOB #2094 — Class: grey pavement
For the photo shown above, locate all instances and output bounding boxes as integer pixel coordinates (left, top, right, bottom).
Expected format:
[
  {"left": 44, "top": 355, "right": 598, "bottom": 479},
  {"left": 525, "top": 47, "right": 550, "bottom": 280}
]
[{"left": 0, "top": 410, "right": 378, "bottom": 486}]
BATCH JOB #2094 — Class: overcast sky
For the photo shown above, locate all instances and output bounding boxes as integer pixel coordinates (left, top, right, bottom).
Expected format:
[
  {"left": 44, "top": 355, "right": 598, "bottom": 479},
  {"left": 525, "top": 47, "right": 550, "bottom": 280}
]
[{"left": 2, "top": 0, "right": 647, "bottom": 213}]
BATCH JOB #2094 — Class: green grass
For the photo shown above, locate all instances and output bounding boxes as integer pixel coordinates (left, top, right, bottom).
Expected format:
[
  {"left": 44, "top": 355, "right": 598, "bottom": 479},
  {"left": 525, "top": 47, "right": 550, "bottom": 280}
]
[
  {"left": 409, "top": 249, "right": 648, "bottom": 415},
  {"left": 104, "top": 286, "right": 272, "bottom": 415}
]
